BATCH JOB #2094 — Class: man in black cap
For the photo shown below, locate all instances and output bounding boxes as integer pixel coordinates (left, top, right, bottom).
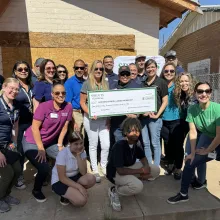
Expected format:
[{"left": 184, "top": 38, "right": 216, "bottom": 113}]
[
  {"left": 110, "top": 65, "right": 142, "bottom": 142},
  {"left": 31, "top": 58, "right": 45, "bottom": 84},
  {"left": 135, "top": 55, "right": 147, "bottom": 84},
  {"left": 164, "top": 50, "right": 184, "bottom": 75}
]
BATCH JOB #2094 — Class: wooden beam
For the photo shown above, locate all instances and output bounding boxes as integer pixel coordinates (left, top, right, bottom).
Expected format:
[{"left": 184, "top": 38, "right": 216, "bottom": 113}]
[
  {"left": 167, "top": 0, "right": 199, "bottom": 12},
  {"left": 0, "top": 31, "right": 135, "bottom": 50},
  {"left": 139, "top": 0, "right": 182, "bottom": 18}
]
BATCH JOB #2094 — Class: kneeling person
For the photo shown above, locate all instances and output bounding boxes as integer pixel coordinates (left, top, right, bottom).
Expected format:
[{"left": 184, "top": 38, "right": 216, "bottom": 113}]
[
  {"left": 107, "top": 118, "right": 160, "bottom": 211},
  {"left": 51, "top": 132, "right": 96, "bottom": 206}
]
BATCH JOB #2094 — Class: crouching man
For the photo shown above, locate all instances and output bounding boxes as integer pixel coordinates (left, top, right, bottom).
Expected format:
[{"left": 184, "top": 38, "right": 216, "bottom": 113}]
[{"left": 106, "top": 118, "right": 160, "bottom": 211}]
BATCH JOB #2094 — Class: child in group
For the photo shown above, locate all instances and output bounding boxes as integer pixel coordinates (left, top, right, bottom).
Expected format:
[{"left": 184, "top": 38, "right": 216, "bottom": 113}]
[
  {"left": 107, "top": 118, "right": 160, "bottom": 211},
  {"left": 51, "top": 132, "right": 96, "bottom": 206}
]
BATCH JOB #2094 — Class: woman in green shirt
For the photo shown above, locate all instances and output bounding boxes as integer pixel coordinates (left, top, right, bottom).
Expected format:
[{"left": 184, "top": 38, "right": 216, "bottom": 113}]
[{"left": 167, "top": 82, "right": 220, "bottom": 204}]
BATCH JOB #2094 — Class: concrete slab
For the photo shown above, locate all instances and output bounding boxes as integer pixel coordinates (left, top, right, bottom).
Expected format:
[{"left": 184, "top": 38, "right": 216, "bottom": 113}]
[{"left": 136, "top": 175, "right": 220, "bottom": 220}]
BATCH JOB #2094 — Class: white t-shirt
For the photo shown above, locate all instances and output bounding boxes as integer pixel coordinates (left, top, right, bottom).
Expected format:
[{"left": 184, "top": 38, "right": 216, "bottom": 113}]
[{"left": 51, "top": 146, "right": 87, "bottom": 185}]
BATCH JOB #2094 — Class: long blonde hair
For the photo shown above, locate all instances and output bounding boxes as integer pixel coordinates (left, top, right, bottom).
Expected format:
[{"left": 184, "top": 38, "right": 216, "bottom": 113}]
[
  {"left": 0, "top": 77, "right": 19, "bottom": 96},
  {"left": 88, "top": 60, "right": 108, "bottom": 91},
  {"left": 173, "top": 72, "right": 197, "bottom": 108}
]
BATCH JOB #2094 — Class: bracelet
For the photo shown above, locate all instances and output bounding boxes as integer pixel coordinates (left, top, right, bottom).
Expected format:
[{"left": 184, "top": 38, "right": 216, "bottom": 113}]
[{"left": 57, "top": 144, "right": 63, "bottom": 147}]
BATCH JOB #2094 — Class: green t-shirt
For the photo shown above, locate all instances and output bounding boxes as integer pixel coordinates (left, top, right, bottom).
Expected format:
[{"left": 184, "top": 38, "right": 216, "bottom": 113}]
[{"left": 186, "top": 102, "right": 220, "bottom": 138}]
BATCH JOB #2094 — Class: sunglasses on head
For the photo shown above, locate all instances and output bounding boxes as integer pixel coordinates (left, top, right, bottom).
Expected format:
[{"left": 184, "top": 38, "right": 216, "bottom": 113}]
[
  {"left": 196, "top": 89, "right": 212, "bottom": 94},
  {"left": 58, "top": 70, "right": 67, "bottom": 74},
  {"left": 94, "top": 67, "right": 104, "bottom": 71},
  {"left": 54, "top": 91, "right": 66, "bottom": 96},
  {"left": 164, "top": 69, "right": 175, "bottom": 74},
  {"left": 120, "top": 72, "right": 130, "bottom": 77},
  {"left": 17, "top": 67, "right": 28, "bottom": 72},
  {"left": 45, "top": 67, "right": 56, "bottom": 71},
  {"left": 74, "top": 66, "right": 85, "bottom": 70}
]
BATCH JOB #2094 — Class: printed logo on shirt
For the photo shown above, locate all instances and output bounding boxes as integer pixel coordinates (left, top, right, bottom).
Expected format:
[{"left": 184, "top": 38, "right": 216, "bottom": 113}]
[{"left": 61, "top": 112, "right": 68, "bottom": 117}]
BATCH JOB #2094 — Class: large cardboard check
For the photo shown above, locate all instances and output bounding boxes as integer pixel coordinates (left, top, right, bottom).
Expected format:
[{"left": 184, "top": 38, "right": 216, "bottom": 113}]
[{"left": 88, "top": 88, "right": 157, "bottom": 118}]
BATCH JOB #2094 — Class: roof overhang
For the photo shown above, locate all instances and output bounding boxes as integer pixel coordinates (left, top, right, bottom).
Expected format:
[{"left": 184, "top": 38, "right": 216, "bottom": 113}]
[
  {"left": 0, "top": 0, "right": 11, "bottom": 17},
  {"left": 139, "top": 0, "right": 202, "bottom": 29}
]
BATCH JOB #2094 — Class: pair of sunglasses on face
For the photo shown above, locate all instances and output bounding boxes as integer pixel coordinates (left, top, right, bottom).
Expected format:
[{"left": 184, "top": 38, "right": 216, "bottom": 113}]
[
  {"left": 120, "top": 72, "right": 130, "bottom": 77},
  {"left": 16, "top": 67, "right": 28, "bottom": 72},
  {"left": 53, "top": 91, "right": 66, "bottom": 96},
  {"left": 196, "top": 89, "right": 212, "bottom": 95},
  {"left": 94, "top": 68, "right": 104, "bottom": 71},
  {"left": 58, "top": 70, "right": 67, "bottom": 74},
  {"left": 74, "top": 66, "right": 85, "bottom": 70},
  {"left": 164, "top": 69, "right": 175, "bottom": 74}
]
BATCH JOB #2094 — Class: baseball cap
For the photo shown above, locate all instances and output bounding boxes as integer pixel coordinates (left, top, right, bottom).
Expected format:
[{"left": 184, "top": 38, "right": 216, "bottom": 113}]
[
  {"left": 34, "top": 58, "right": 45, "bottom": 66},
  {"left": 119, "top": 65, "right": 130, "bottom": 74},
  {"left": 164, "top": 50, "right": 177, "bottom": 58},
  {"left": 135, "top": 54, "right": 146, "bottom": 60}
]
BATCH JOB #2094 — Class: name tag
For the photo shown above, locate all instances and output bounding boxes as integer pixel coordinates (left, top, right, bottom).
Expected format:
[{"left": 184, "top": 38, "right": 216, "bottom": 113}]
[
  {"left": 50, "top": 113, "right": 58, "bottom": 118},
  {"left": 208, "top": 151, "right": 217, "bottom": 159},
  {"left": 61, "top": 113, "right": 68, "bottom": 117}
]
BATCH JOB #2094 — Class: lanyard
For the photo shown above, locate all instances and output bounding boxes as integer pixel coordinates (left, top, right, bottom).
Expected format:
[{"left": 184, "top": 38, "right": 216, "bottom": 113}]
[
  {"left": 21, "top": 87, "right": 33, "bottom": 112},
  {"left": 0, "top": 97, "right": 16, "bottom": 126}
]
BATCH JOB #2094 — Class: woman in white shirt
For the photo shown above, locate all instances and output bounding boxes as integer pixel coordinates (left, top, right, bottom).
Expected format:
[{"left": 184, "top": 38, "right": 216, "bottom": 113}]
[{"left": 51, "top": 132, "right": 96, "bottom": 206}]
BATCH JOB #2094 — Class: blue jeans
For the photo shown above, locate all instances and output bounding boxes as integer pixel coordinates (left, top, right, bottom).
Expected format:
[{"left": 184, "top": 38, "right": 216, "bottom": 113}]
[
  {"left": 141, "top": 117, "right": 162, "bottom": 166},
  {"left": 185, "top": 134, "right": 206, "bottom": 184},
  {"left": 181, "top": 133, "right": 220, "bottom": 194}
]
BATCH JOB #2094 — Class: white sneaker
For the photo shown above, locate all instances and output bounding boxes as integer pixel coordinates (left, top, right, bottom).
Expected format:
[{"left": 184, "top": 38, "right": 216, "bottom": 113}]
[
  {"left": 94, "top": 173, "right": 101, "bottom": 183},
  {"left": 108, "top": 187, "right": 121, "bottom": 212}
]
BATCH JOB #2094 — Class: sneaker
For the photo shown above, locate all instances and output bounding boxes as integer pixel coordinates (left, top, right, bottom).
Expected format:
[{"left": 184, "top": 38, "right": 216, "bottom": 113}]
[
  {"left": 32, "top": 190, "right": 47, "bottom": 203},
  {"left": 108, "top": 187, "right": 121, "bottom": 211},
  {"left": 173, "top": 171, "right": 182, "bottom": 180},
  {"left": 191, "top": 179, "right": 207, "bottom": 190},
  {"left": 94, "top": 173, "right": 101, "bottom": 183},
  {"left": 0, "top": 199, "right": 10, "bottom": 213},
  {"left": 167, "top": 193, "right": 189, "bottom": 204},
  {"left": 4, "top": 195, "right": 20, "bottom": 206},
  {"left": 15, "top": 179, "right": 27, "bottom": 190},
  {"left": 164, "top": 164, "right": 175, "bottom": 175},
  {"left": 60, "top": 196, "right": 70, "bottom": 206}
]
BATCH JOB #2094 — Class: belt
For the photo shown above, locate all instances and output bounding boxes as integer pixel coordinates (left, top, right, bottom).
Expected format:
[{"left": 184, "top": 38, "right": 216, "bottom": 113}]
[{"left": 73, "top": 109, "right": 82, "bottom": 113}]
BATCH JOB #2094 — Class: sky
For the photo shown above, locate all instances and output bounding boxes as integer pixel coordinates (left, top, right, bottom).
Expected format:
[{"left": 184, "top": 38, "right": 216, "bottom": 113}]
[{"left": 159, "top": 0, "right": 220, "bottom": 48}]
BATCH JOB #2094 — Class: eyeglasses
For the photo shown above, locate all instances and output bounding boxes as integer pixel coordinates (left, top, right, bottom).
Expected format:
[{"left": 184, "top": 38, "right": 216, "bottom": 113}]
[
  {"left": 120, "top": 72, "right": 130, "bottom": 77},
  {"left": 94, "top": 68, "right": 104, "bottom": 71},
  {"left": 45, "top": 67, "right": 56, "bottom": 71},
  {"left": 164, "top": 69, "right": 175, "bottom": 74},
  {"left": 58, "top": 70, "right": 67, "bottom": 74},
  {"left": 196, "top": 89, "right": 212, "bottom": 94},
  {"left": 16, "top": 67, "right": 28, "bottom": 72},
  {"left": 74, "top": 66, "right": 85, "bottom": 70},
  {"left": 53, "top": 91, "right": 66, "bottom": 96}
]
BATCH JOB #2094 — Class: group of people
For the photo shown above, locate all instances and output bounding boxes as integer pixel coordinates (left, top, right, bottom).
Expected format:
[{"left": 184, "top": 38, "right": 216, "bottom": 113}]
[{"left": 0, "top": 51, "right": 219, "bottom": 213}]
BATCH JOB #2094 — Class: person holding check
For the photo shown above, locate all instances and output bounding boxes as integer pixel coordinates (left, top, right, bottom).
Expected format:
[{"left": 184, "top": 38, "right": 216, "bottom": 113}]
[
  {"left": 167, "top": 82, "right": 220, "bottom": 204},
  {"left": 22, "top": 80, "right": 72, "bottom": 203},
  {"left": 107, "top": 118, "right": 160, "bottom": 211}
]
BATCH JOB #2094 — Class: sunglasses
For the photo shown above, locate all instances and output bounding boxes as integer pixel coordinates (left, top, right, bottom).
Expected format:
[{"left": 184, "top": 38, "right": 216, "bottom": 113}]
[
  {"left": 16, "top": 67, "right": 28, "bottom": 72},
  {"left": 45, "top": 67, "right": 56, "bottom": 71},
  {"left": 58, "top": 70, "right": 67, "bottom": 74},
  {"left": 164, "top": 69, "right": 175, "bottom": 74},
  {"left": 74, "top": 66, "right": 85, "bottom": 70},
  {"left": 196, "top": 89, "right": 212, "bottom": 94},
  {"left": 120, "top": 72, "right": 130, "bottom": 77},
  {"left": 54, "top": 91, "right": 66, "bottom": 96},
  {"left": 94, "top": 68, "right": 104, "bottom": 71}
]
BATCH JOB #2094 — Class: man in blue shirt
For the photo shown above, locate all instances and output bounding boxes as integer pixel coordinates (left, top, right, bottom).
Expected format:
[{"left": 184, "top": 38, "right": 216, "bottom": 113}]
[
  {"left": 135, "top": 55, "right": 147, "bottom": 84},
  {"left": 103, "top": 55, "right": 118, "bottom": 90},
  {"left": 64, "top": 59, "right": 85, "bottom": 134},
  {"left": 31, "top": 58, "right": 44, "bottom": 84}
]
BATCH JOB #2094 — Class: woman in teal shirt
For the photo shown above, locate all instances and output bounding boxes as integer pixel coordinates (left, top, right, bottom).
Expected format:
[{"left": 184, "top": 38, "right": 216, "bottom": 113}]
[{"left": 160, "top": 63, "right": 183, "bottom": 180}]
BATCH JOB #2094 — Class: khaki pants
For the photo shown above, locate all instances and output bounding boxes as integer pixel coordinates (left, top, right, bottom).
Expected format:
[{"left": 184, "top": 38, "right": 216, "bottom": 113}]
[
  {"left": 0, "top": 160, "right": 22, "bottom": 199},
  {"left": 72, "top": 111, "right": 84, "bottom": 136},
  {"left": 113, "top": 162, "right": 160, "bottom": 196}
]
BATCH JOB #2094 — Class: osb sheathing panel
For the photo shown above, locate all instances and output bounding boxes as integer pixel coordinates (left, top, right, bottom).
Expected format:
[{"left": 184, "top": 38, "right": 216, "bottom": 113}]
[
  {"left": 0, "top": 32, "right": 135, "bottom": 50},
  {"left": 2, "top": 47, "right": 135, "bottom": 78}
]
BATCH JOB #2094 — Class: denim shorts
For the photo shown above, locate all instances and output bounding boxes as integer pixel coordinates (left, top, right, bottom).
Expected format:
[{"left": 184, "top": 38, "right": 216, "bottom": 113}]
[{"left": 52, "top": 173, "right": 82, "bottom": 196}]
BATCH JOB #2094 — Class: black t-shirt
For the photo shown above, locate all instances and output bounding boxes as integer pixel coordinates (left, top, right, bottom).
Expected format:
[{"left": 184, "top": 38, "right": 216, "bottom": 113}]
[
  {"left": 106, "top": 140, "right": 145, "bottom": 183},
  {"left": 0, "top": 96, "right": 20, "bottom": 146},
  {"left": 143, "top": 76, "right": 168, "bottom": 113}
]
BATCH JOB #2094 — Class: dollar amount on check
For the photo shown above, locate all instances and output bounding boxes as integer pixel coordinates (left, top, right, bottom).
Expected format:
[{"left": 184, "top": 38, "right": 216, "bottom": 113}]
[{"left": 88, "top": 88, "right": 157, "bottom": 118}]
